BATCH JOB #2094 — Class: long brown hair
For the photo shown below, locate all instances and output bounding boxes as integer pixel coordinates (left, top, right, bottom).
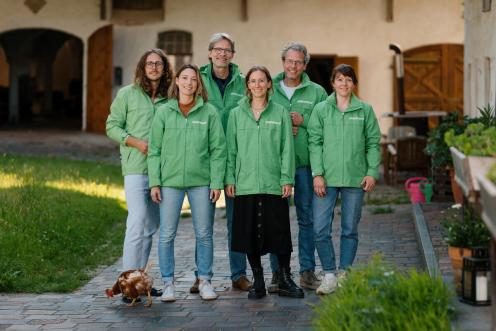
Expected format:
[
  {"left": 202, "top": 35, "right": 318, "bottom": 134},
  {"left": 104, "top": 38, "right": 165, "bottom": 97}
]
[
  {"left": 245, "top": 65, "right": 273, "bottom": 103},
  {"left": 168, "top": 64, "right": 208, "bottom": 101},
  {"left": 134, "top": 48, "right": 173, "bottom": 97}
]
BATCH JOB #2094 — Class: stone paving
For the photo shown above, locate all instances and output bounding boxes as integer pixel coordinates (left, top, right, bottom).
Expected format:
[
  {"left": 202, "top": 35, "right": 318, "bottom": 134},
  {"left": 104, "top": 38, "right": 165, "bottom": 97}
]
[
  {"left": 0, "top": 130, "right": 424, "bottom": 330},
  {"left": 0, "top": 202, "right": 421, "bottom": 331}
]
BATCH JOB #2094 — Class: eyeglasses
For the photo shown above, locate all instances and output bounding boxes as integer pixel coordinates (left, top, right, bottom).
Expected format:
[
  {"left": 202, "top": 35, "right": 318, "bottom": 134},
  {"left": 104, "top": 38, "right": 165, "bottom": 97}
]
[
  {"left": 212, "top": 47, "right": 233, "bottom": 55},
  {"left": 284, "top": 59, "right": 305, "bottom": 67},
  {"left": 146, "top": 61, "right": 164, "bottom": 68}
]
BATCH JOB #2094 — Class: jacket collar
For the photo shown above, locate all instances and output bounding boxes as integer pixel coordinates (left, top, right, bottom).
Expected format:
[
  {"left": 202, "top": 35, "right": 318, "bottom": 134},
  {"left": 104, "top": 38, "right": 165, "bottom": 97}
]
[
  {"left": 200, "top": 62, "right": 241, "bottom": 83},
  {"left": 164, "top": 96, "right": 205, "bottom": 115},
  {"left": 326, "top": 92, "right": 362, "bottom": 112},
  {"left": 273, "top": 71, "right": 311, "bottom": 91}
]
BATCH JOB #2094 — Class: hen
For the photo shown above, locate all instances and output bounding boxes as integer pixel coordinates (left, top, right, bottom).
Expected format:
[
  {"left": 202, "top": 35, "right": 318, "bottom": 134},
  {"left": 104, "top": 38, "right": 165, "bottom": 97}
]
[{"left": 105, "top": 264, "right": 153, "bottom": 307}]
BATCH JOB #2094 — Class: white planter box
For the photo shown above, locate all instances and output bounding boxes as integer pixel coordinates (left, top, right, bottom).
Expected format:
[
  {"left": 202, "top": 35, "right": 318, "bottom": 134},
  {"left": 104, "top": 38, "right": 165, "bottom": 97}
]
[
  {"left": 477, "top": 174, "right": 496, "bottom": 238},
  {"left": 449, "top": 147, "right": 496, "bottom": 199}
]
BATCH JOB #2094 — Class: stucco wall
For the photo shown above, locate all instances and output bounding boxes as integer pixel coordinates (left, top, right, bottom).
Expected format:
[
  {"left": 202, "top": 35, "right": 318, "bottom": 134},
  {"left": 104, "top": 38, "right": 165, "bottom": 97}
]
[
  {"left": 0, "top": 0, "right": 464, "bottom": 132},
  {"left": 113, "top": 0, "right": 463, "bottom": 132},
  {"left": 464, "top": 0, "right": 496, "bottom": 118}
]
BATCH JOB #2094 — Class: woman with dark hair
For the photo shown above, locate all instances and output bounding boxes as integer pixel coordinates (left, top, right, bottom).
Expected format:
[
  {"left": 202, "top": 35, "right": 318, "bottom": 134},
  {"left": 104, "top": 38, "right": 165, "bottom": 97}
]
[
  {"left": 308, "top": 64, "right": 381, "bottom": 295},
  {"left": 106, "top": 48, "right": 173, "bottom": 301},
  {"left": 225, "top": 65, "right": 304, "bottom": 299},
  {"left": 148, "top": 64, "right": 226, "bottom": 302}
]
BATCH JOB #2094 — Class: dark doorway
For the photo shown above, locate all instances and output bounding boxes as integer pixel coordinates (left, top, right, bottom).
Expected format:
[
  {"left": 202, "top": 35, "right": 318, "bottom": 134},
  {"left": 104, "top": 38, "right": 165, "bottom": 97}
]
[
  {"left": 0, "top": 29, "right": 83, "bottom": 130},
  {"left": 307, "top": 56, "right": 334, "bottom": 94}
]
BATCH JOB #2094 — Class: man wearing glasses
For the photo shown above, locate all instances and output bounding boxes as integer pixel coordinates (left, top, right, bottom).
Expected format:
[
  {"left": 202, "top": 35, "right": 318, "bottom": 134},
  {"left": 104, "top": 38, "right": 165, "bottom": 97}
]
[
  {"left": 192, "top": 33, "right": 251, "bottom": 293},
  {"left": 268, "top": 42, "right": 327, "bottom": 293},
  {"left": 106, "top": 48, "right": 173, "bottom": 302}
]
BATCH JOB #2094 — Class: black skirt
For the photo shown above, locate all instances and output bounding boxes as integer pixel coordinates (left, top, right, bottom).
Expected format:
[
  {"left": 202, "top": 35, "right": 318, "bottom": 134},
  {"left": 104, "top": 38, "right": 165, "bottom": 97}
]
[{"left": 231, "top": 194, "right": 293, "bottom": 255}]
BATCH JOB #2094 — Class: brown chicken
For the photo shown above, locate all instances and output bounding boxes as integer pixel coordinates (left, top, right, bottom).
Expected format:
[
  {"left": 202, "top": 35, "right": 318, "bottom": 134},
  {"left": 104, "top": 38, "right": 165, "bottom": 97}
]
[{"left": 105, "top": 265, "right": 153, "bottom": 307}]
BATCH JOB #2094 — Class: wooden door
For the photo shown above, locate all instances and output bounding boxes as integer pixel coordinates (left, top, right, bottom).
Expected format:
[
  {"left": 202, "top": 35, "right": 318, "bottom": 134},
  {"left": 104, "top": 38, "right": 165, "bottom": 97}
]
[
  {"left": 396, "top": 44, "right": 463, "bottom": 118},
  {"left": 86, "top": 25, "right": 112, "bottom": 133}
]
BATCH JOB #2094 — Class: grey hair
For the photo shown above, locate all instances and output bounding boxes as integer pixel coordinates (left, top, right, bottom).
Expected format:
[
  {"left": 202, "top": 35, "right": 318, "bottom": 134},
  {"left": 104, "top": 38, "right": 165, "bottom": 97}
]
[
  {"left": 281, "top": 42, "right": 310, "bottom": 64},
  {"left": 208, "top": 32, "right": 235, "bottom": 53}
]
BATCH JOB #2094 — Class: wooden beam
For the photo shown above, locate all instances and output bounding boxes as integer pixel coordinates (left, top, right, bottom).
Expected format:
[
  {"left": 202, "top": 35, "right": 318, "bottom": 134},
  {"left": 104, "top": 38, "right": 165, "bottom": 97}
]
[
  {"left": 100, "top": 0, "right": 106, "bottom": 20},
  {"left": 386, "top": 0, "right": 393, "bottom": 22},
  {"left": 241, "top": 0, "right": 248, "bottom": 22}
]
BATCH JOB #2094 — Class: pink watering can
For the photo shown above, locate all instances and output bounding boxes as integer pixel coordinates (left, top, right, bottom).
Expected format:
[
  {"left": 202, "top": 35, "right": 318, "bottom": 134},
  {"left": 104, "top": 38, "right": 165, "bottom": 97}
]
[{"left": 405, "top": 177, "right": 428, "bottom": 203}]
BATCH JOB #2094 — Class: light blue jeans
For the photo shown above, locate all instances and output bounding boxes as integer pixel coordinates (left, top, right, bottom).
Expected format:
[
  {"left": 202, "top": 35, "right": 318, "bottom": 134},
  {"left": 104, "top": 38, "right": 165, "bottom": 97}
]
[
  {"left": 123, "top": 175, "right": 160, "bottom": 270},
  {"left": 313, "top": 187, "right": 365, "bottom": 272},
  {"left": 158, "top": 186, "right": 214, "bottom": 282},
  {"left": 270, "top": 167, "right": 316, "bottom": 274}
]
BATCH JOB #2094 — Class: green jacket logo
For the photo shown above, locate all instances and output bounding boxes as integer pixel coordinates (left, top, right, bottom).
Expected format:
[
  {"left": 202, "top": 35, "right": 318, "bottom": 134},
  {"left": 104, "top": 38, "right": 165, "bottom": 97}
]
[
  {"left": 265, "top": 121, "right": 281, "bottom": 125},
  {"left": 191, "top": 121, "right": 207, "bottom": 125},
  {"left": 348, "top": 117, "right": 364, "bottom": 121}
]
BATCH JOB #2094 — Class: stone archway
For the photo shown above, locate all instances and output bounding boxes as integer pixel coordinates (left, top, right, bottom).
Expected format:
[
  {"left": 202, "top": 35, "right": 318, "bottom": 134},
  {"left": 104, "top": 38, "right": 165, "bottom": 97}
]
[{"left": 0, "top": 28, "right": 83, "bottom": 129}]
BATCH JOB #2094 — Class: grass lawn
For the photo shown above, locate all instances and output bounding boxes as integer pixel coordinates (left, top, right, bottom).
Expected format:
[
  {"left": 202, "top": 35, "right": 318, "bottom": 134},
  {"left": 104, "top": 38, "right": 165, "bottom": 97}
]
[{"left": 0, "top": 154, "right": 127, "bottom": 293}]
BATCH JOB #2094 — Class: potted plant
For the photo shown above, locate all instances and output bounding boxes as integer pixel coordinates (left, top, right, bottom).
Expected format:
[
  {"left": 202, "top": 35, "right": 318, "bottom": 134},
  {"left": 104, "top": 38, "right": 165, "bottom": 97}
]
[
  {"left": 445, "top": 118, "right": 496, "bottom": 200},
  {"left": 424, "top": 112, "right": 466, "bottom": 203},
  {"left": 441, "top": 204, "right": 491, "bottom": 295},
  {"left": 477, "top": 163, "right": 496, "bottom": 237}
]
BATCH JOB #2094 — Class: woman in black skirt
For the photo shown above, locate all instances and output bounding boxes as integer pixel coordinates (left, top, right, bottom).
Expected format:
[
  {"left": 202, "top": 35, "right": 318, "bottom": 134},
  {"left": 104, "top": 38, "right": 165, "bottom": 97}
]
[{"left": 225, "top": 65, "right": 304, "bottom": 299}]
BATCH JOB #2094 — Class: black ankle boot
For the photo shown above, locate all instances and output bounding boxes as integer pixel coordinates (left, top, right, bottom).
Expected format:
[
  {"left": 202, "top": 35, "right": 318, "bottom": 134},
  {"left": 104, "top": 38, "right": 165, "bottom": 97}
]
[
  {"left": 248, "top": 268, "right": 266, "bottom": 299},
  {"left": 277, "top": 268, "right": 304, "bottom": 298}
]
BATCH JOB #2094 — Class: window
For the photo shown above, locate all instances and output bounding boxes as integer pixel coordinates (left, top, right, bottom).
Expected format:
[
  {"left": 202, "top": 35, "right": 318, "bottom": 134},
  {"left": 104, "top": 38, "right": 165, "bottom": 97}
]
[
  {"left": 157, "top": 31, "right": 192, "bottom": 72},
  {"left": 111, "top": 0, "right": 164, "bottom": 25},
  {"left": 112, "top": 0, "right": 163, "bottom": 10}
]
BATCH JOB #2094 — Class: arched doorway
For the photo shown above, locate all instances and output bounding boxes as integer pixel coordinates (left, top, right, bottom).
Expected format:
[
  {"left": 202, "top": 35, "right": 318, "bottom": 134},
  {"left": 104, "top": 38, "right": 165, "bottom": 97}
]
[{"left": 0, "top": 29, "right": 83, "bottom": 129}]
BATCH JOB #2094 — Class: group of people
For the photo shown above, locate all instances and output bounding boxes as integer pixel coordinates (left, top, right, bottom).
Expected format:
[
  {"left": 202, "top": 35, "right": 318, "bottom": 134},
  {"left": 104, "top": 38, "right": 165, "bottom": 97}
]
[{"left": 106, "top": 32, "right": 381, "bottom": 303}]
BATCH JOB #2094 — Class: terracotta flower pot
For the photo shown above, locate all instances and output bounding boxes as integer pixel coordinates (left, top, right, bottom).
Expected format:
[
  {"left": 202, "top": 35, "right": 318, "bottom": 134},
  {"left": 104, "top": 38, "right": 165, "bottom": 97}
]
[
  {"left": 449, "top": 167, "right": 464, "bottom": 204},
  {"left": 448, "top": 246, "right": 472, "bottom": 296}
]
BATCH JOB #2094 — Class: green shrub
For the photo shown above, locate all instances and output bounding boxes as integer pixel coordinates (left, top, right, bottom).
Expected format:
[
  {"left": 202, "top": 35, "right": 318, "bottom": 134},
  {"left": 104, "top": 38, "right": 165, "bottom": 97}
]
[
  {"left": 314, "top": 256, "right": 453, "bottom": 331},
  {"left": 444, "top": 123, "right": 496, "bottom": 156},
  {"left": 441, "top": 204, "right": 490, "bottom": 248}
]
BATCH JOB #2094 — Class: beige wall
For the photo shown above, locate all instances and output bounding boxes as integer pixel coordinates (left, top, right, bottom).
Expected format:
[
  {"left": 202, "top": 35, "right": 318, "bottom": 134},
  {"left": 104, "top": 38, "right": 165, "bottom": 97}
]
[
  {"left": 464, "top": 0, "right": 496, "bottom": 118},
  {"left": 0, "top": 0, "right": 464, "bottom": 132},
  {"left": 113, "top": 0, "right": 464, "bottom": 132}
]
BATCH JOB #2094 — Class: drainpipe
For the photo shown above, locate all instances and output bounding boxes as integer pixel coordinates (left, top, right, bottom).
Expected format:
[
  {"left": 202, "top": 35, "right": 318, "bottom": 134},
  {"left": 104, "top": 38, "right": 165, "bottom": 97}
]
[{"left": 389, "top": 43, "right": 405, "bottom": 115}]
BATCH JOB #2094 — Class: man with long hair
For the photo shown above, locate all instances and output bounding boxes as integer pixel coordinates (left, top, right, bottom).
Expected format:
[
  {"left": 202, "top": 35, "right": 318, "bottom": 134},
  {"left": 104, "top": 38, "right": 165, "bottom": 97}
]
[{"left": 106, "top": 48, "right": 173, "bottom": 302}]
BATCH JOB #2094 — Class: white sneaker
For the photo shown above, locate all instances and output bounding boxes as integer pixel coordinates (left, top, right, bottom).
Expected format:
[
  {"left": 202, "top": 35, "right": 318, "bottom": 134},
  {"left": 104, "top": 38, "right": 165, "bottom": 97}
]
[
  {"left": 161, "top": 281, "right": 176, "bottom": 302},
  {"left": 199, "top": 280, "right": 218, "bottom": 300},
  {"left": 316, "top": 273, "right": 338, "bottom": 295}
]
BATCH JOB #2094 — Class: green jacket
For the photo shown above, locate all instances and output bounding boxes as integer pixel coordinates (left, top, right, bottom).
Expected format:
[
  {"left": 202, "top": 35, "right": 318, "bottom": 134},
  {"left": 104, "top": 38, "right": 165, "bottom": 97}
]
[
  {"left": 106, "top": 84, "right": 167, "bottom": 176},
  {"left": 308, "top": 93, "right": 381, "bottom": 188},
  {"left": 225, "top": 97, "right": 295, "bottom": 196},
  {"left": 200, "top": 63, "right": 245, "bottom": 132},
  {"left": 147, "top": 97, "right": 226, "bottom": 189},
  {"left": 272, "top": 72, "right": 327, "bottom": 168}
]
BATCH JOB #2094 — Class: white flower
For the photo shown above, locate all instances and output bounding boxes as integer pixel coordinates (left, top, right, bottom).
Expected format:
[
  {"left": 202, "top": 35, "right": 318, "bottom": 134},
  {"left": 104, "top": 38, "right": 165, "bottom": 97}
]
[
  {"left": 451, "top": 204, "right": 462, "bottom": 209},
  {"left": 384, "top": 271, "right": 394, "bottom": 277}
]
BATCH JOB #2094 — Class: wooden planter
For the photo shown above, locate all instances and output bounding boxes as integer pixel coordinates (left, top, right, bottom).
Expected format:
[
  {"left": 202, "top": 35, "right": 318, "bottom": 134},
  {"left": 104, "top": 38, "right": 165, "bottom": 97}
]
[
  {"left": 448, "top": 246, "right": 472, "bottom": 295},
  {"left": 477, "top": 174, "right": 496, "bottom": 238},
  {"left": 449, "top": 147, "right": 496, "bottom": 201}
]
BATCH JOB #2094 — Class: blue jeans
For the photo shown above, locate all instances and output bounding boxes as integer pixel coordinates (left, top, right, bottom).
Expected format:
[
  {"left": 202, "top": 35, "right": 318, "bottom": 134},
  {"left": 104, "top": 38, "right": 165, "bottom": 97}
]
[
  {"left": 226, "top": 196, "right": 248, "bottom": 281},
  {"left": 123, "top": 175, "right": 160, "bottom": 270},
  {"left": 313, "top": 187, "right": 365, "bottom": 272},
  {"left": 270, "top": 167, "right": 316, "bottom": 274},
  {"left": 158, "top": 186, "right": 214, "bottom": 282}
]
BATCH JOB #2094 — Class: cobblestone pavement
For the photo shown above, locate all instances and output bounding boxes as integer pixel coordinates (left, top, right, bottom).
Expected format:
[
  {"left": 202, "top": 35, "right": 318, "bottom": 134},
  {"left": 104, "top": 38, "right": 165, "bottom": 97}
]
[
  {"left": 0, "top": 203, "right": 421, "bottom": 331},
  {"left": 0, "top": 130, "right": 423, "bottom": 330}
]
